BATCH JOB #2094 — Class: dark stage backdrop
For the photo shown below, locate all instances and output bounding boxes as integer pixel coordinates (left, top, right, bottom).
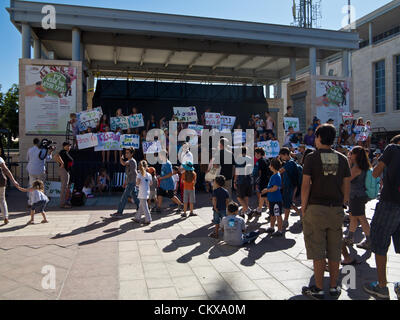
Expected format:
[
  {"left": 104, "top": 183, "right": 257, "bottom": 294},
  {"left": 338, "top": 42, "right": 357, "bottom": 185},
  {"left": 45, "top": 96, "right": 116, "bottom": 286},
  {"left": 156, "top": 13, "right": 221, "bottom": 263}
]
[{"left": 93, "top": 80, "right": 269, "bottom": 128}]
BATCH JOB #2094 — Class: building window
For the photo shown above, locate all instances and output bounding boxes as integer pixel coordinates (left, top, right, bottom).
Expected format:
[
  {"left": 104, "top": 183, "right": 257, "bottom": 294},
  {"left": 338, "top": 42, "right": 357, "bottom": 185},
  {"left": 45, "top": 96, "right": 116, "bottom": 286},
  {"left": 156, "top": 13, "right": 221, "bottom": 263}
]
[
  {"left": 396, "top": 55, "right": 400, "bottom": 110},
  {"left": 375, "top": 60, "right": 386, "bottom": 113}
]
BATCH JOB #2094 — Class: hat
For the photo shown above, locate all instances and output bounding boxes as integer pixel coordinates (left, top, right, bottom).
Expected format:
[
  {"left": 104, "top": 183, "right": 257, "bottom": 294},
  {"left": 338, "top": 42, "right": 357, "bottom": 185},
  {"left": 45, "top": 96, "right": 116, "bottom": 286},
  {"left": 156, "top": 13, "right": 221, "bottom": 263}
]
[
  {"left": 147, "top": 167, "right": 156, "bottom": 175},
  {"left": 182, "top": 161, "right": 194, "bottom": 171}
]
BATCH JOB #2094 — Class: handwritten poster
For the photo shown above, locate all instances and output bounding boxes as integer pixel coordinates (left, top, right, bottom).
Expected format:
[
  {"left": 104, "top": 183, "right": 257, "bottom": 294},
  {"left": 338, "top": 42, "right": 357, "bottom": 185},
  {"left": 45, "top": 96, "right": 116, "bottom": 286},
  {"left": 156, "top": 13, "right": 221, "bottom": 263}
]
[
  {"left": 188, "top": 124, "right": 204, "bottom": 136},
  {"left": 173, "top": 107, "right": 198, "bottom": 122},
  {"left": 283, "top": 117, "right": 300, "bottom": 132},
  {"left": 77, "top": 133, "right": 99, "bottom": 150},
  {"left": 110, "top": 116, "right": 129, "bottom": 131},
  {"left": 44, "top": 181, "right": 61, "bottom": 198},
  {"left": 220, "top": 116, "right": 236, "bottom": 131},
  {"left": 342, "top": 112, "right": 353, "bottom": 122},
  {"left": 25, "top": 65, "right": 78, "bottom": 134},
  {"left": 76, "top": 107, "right": 103, "bottom": 132},
  {"left": 257, "top": 140, "right": 280, "bottom": 158},
  {"left": 128, "top": 114, "right": 145, "bottom": 128},
  {"left": 120, "top": 134, "right": 140, "bottom": 149},
  {"left": 233, "top": 131, "right": 246, "bottom": 145},
  {"left": 95, "top": 132, "right": 121, "bottom": 151},
  {"left": 205, "top": 112, "right": 221, "bottom": 126},
  {"left": 142, "top": 141, "right": 162, "bottom": 154}
]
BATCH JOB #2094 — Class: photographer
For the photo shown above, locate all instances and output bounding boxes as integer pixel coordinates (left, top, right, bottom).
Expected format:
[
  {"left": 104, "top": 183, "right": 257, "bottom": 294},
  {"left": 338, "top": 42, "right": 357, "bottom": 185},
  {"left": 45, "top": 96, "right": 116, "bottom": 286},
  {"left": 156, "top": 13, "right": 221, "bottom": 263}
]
[
  {"left": 26, "top": 138, "right": 54, "bottom": 207},
  {"left": 54, "top": 142, "right": 74, "bottom": 209}
]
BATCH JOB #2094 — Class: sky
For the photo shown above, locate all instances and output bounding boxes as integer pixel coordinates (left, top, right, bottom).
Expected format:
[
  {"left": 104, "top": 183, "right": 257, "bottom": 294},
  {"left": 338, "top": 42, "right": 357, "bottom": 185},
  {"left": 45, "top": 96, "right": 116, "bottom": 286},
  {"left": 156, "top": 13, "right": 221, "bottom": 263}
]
[{"left": 0, "top": 0, "right": 393, "bottom": 92}]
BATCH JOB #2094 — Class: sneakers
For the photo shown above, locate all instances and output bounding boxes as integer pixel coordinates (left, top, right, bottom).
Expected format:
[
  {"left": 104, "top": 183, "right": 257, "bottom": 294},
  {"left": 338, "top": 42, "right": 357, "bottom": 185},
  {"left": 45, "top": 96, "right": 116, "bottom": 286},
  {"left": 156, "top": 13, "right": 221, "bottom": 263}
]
[
  {"left": 189, "top": 212, "right": 197, "bottom": 217},
  {"left": 131, "top": 218, "right": 141, "bottom": 223},
  {"left": 329, "top": 286, "right": 342, "bottom": 298},
  {"left": 181, "top": 213, "right": 187, "bottom": 218},
  {"left": 302, "top": 285, "right": 324, "bottom": 300},
  {"left": 282, "top": 220, "right": 289, "bottom": 229},
  {"left": 363, "top": 281, "right": 390, "bottom": 300},
  {"left": 110, "top": 213, "right": 124, "bottom": 219},
  {"left": 271, "top": 230, "right": 283, "bottom": 237},
  {"left": 395, "top": 282, "right": 400, "bottom": 300},
  {"left": 265, "top": 227, "right": 275, "bottom": 234},
  {"left": 176, "top": 205, "right": 183, "bottom": 213},
  {"left": 356, "top": 240, "right": 370, "bottom": 250}
]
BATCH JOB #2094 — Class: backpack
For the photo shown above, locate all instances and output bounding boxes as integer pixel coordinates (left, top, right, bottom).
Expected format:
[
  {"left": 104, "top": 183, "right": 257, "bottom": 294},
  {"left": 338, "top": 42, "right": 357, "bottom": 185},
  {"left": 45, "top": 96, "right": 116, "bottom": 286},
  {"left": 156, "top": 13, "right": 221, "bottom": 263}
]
[
  {"left": 365, "top": 168, "right": 380, "bottom": 199},
  {"left": 70, "top": 192, "right": 86, "bottom": 206}
]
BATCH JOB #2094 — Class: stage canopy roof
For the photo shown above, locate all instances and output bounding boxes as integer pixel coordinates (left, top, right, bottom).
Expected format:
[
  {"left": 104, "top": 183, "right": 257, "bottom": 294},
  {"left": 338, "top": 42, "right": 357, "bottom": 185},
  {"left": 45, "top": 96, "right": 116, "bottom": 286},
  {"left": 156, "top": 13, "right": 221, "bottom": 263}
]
[{"left": 7, "top": 0, "right": 360, "bottom": 84}]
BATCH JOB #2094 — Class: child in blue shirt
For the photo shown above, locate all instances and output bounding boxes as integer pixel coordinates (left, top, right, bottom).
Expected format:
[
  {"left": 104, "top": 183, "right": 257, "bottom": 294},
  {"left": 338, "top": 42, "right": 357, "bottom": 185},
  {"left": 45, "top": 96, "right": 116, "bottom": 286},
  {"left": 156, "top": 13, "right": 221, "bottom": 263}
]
[
  {"left": 210, "top": 175, "right": 230, "bottom": 239},
  {"left": 261, "top": 158, "right": 283, "bottom": 237}
]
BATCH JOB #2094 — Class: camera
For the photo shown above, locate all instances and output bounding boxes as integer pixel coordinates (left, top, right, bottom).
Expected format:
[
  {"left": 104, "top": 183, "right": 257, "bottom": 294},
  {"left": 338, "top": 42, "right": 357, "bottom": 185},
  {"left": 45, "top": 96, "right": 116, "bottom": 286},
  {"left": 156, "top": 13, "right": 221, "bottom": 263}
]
[{"left": 38, "top": 139, "right": 57, "bottom": 160}]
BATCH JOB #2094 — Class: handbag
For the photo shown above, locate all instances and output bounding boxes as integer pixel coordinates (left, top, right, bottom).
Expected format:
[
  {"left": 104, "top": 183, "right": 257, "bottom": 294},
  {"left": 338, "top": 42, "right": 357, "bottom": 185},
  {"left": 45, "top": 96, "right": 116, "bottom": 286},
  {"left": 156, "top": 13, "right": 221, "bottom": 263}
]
[{"left": 205, "top": 165, "right": 221, "bottom": 182}]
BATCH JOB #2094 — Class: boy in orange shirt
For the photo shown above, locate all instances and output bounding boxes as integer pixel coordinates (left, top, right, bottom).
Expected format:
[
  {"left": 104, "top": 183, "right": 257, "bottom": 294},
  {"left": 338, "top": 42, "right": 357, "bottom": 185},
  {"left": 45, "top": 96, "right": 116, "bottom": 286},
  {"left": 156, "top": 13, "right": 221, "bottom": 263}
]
[{"left": 181, "top": 162, "right": 197, "bottom": 218}]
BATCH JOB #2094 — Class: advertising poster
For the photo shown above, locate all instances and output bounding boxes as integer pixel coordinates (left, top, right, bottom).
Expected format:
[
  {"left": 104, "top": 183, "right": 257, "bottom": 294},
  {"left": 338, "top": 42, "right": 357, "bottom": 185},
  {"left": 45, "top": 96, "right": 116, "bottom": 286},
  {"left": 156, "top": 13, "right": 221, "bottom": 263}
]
[
  {"left": 316, "top": 80, "right": 350, "bottom": 127},
  {"left": 173, "top": 107, "right": 197, "bottom": 122},
  {"left": 25, "top": 65, "right": 77, "bottom": 134}
]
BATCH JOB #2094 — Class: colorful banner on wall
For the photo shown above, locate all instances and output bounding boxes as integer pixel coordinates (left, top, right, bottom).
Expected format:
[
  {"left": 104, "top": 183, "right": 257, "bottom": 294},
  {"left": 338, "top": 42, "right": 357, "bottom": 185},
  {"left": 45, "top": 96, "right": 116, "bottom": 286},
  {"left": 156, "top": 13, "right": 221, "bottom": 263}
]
[
  {"left": 257, "top": 140, "right": 280, "bottom": 159},
  {"left": 77, "top": 133, "right": 99, "bottom": 150},
  {"left": 173, "top": 107, "right": 198, "bottom": 122},
  {"left": 316, "top": 80, "right": 350, "bottom": 127},
  {"left": 25, "top": 65, "right": 77, "bottom": 134},
  {"left": 95, "top": 132, "right": 121, "bottom": 151},
  {"left": 120, "top": 134, "right": 140, "bottom": 149},
  {"left": 77, "top": 107, "right": 103, "bottom": 132}
]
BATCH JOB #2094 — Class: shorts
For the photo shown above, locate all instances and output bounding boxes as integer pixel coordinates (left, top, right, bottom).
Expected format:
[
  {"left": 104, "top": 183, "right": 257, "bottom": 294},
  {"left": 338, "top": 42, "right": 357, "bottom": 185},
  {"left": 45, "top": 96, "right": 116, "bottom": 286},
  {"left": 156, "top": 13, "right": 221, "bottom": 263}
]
[
  {"left": 370, "top": 201, "right": 400, "bottom": 256},
  {"left": 183, "top": 189, "right": 196, "bottom": 204},
  {"left": 282, "top": 187, "right": 294, "bottom": 209},
  {"left": 269, "top": 201, "right": 283, "bottom": 216},
  {"left": 32, "top": 200, "right": 47, "bottom": 213},
  {"left": 237, "top": 182, "right": 252, "bottom": 198},
  {"left": 258, "top": 181, "right": 268, "bottom": 198},
  {"left": 157, "top": 188, "right": 174, "bottom": 199},
  {"left": 303, "top": 204, "right": 344, "bottom": 261},
  {"left": 349, "top": 197, "right": 368, "bottom": 216},
  {"left": 213, "top": 210, "right": 226, "bottom": 225}
]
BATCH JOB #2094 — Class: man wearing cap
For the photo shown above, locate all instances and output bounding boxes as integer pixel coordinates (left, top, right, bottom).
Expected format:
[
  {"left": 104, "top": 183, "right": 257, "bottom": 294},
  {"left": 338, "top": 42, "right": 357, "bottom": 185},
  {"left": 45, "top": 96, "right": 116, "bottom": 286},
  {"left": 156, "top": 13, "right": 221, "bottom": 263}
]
[{"left": 54, "top": 142, "right": 74, "bottom": 208}]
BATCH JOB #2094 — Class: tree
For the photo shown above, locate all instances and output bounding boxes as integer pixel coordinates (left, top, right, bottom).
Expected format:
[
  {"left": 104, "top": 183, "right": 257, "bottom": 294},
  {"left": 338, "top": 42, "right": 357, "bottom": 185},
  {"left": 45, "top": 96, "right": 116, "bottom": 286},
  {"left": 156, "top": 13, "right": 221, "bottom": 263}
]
[{"left": 0, "top": 84, "right": 19, "bottom": 139}]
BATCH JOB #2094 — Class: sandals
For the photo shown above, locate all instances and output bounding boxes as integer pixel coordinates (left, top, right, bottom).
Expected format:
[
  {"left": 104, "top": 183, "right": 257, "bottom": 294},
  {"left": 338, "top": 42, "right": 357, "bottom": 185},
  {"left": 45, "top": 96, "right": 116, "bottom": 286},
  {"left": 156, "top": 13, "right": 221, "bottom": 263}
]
[
  {"left": 41, "top": 220, "right": 48, "bottom": 224},
  {"left": 208, "top": 232, "right": 219, "bottom": 239},
  {"left": 27, "top": 220, "right": 34, "bottom": 225}
]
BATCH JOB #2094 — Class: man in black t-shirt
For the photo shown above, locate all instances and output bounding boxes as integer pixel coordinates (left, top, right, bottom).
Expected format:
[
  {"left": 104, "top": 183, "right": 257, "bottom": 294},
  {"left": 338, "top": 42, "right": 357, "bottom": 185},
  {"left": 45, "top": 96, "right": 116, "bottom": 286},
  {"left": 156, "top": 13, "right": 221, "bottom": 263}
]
[
  {"left": 216, "top": 138, "right": 234, "bottom": 199},
  {"left": 364, "top": 134, "right": 400, "bottom": 300},
  {"left": 254, "top": 147, "right": 272, "bottom": 216},
  {"left": 54, "top": 142, "right": 74, "bottom": 208},
  {"left": 301, "top": 124, "right": 351, "bottom": 300}
]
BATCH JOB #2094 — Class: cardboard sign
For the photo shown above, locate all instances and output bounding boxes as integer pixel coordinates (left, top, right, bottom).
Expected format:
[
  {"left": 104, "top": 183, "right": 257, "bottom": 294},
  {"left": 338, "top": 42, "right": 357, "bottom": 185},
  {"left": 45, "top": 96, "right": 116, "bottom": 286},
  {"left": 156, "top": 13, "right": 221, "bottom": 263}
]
[
  {"left": 95, "top": 132, "right": 121, "bottom": 151},
  {"left": 44, "top": 181, "right": 61, "bottom": 198},
  {"left": 205, "top": 112, "right": 221, "bottom": 126},
  {"left": 77, "top": 107, "right": 103, "bottom": 131},
  {"left": 220, "top": 116, "right": 236, "bottom": 131},
  {"left": 257, "top": 140, "right": 280, "bottom": 159},
  {"left": 128, "top": 114, "right": 145, "bottom": 128},
  {"left": 142, "top": 141, "right": 162, "bottom": 154},
  {"left": 77, "top": 133, "right": 98, "bottom": 150},
  {"left": 342, "top": 112, "right": 353, "bottom": 122},
  {"left": 284, "top": 117, "right": 300, "bottom": 132},
  {"left": 188, "top": 124, "right": 204, "bottom": 136},
  {"left": 120, "top": 134, "right": 140, "bottom": 149},
  {"left": 173, "top": 107, "right": 197, "bottom": 122},
  {"left": 356, "top": 125, "right": 369, "bottom": 142},
  {"left": 110, "top": 116, "right": 129, "bottom": 131}
]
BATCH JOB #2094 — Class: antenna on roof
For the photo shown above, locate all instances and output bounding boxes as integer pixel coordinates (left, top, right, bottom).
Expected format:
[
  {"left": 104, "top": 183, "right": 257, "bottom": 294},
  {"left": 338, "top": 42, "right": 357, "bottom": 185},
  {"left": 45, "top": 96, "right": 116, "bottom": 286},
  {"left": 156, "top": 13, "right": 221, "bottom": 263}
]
[{"left": 291, "top": 0, "right": 322, "bottom": 28}]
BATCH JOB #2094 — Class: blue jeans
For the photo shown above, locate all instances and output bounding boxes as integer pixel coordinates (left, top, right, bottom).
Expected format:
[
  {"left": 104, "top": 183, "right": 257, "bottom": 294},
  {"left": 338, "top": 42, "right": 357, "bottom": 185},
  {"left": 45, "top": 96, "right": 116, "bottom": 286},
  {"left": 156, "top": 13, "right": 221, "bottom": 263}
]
[
  {"left": 242, "top": 231, "right": 260, "bottom": 245},
  {"left": 117, "top": 183, "right": 139, "bottom": 214}
]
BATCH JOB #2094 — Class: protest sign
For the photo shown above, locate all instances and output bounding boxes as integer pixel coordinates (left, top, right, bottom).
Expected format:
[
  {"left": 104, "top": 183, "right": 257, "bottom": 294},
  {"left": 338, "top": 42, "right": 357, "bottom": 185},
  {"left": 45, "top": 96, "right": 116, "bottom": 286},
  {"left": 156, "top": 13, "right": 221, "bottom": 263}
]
[
  {"left": 110, "top": 116, "right": 129, "bottom": 131},
  {"left": 173, "top": 107, "right": 198, "bottom": 122},
  {"left": 120, "top": 134, "right": 140, "bottom": 149},
  {"left": 142, "top": 141, "right": 162, "bottom": 154},
  {"left": 128, "top": 114, "right": 145, "bottom": 128},
  {"left": 283, "top": 117, "right": 300, "bottom": 132},
  {"left": 77, "top": 133, "right": 98, "bottom": 150},
  {"left": 205, "top": 112, "right": 221, "bottom": 126},
  {"left": 44, "top": 181, "right": 61, "bottom": 198},
  {"left": 220, "top": 116, "right": 236, "bottom": 131},
  {"left": 77, "top": 107, "right": 103, "bottom": 131},
  {"left": 233, "top": 131, "right": 246, "bottom": 145},
  {"left": 257, "top": 140, "right": 280, "bottom": 158},
  {"left": 95, "top": 132, "right": 121, "bottom": 151},
  {"left": 356, "top": 126, "right": 369, "bottom": 142},
  {"left": 188, "top": 124, "right": 204, "bottom": 136},
  {"left": 342, "top": 112, "right": 353, "bottom": 122}
]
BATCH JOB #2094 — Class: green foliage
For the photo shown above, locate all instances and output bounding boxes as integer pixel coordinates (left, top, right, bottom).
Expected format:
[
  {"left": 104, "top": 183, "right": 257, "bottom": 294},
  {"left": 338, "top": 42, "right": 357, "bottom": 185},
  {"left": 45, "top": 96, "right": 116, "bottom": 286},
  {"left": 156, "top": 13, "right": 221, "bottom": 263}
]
[{"left": 0, "top": 84, "right": 19, "bottom": 139}]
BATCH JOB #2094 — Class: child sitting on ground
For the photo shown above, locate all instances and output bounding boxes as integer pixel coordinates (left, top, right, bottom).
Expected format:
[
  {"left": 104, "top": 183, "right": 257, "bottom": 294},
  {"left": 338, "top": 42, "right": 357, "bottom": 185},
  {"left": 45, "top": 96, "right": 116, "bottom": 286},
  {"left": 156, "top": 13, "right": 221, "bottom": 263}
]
[
  {"left": 261, "top": 158, "right": 284, "bottom": 237},
  {"left": 147, "top": 167, "right": 158, "bottom": 210},
  {"left": 181, "top": 161, "right": 197, "bottom": 218},
  {"left": 210, "top": 175, "right": 230, "bottom": 239},
  {"left": 18, "top": 180, "right": 49, "bottom": 224},
  {"left": 221, "top": 202, "right": 260, "bottom": 246},
  {"left": 82, "top": 175, "right": 95, "bottom": 198},
  {"left": 96, "top": 168, "right": 110, "bottom": 194}
]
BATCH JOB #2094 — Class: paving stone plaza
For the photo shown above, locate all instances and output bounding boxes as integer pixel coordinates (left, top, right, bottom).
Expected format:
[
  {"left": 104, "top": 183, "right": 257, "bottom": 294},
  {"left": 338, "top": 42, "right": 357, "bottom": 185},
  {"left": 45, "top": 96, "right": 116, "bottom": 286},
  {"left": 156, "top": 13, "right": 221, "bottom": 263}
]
[{"left": 0, "top": 190, "right": 399, "bottom": 300}]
